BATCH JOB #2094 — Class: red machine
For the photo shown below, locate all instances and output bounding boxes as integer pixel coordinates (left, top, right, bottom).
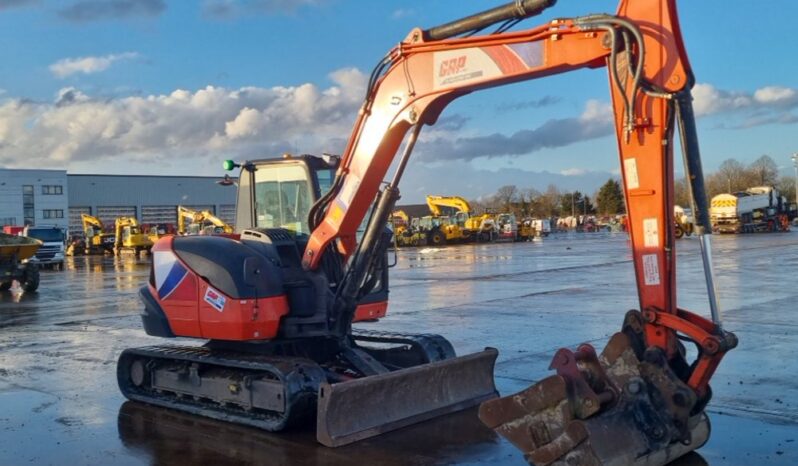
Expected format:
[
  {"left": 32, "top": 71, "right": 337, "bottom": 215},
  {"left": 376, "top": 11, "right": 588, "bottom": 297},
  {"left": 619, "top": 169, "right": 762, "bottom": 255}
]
[{"left": 118, "top": 0, "right": 736, "bottom": 463}]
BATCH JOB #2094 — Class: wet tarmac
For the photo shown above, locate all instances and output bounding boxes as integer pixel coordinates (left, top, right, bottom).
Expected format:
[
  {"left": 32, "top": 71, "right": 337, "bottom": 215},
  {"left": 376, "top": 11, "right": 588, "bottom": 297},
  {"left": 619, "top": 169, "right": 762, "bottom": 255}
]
[{"left": 1, "top": 231, "right": 797, "bottom": 465}]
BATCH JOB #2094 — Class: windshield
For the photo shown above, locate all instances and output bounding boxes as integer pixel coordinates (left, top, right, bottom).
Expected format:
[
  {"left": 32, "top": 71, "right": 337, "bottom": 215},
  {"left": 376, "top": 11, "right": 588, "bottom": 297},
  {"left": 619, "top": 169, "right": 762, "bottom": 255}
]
[
  {"left": 316, "top": 168, "right": 335, "bottom": 197},
  {"left": 254, "top": 163, "right": 313, "bottom": 235},
  {"left": 26, "top": 228, "right": 64, "bottom": 242}
]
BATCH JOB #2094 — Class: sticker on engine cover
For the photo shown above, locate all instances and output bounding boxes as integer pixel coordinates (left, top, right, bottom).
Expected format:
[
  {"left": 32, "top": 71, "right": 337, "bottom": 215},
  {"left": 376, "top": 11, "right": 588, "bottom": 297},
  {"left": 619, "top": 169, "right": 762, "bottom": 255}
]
[
  {"left": 204, "top": 287, "right": 226, "bottom": 312},
  {"left": 643, "top": 218, "right": 659, "bottom": 248},
  {"left": 624, "top": 158, "right": 640, "bottom": 190},
  {"left": 642, "top": 254, "right": 661, "bottom": 286}
]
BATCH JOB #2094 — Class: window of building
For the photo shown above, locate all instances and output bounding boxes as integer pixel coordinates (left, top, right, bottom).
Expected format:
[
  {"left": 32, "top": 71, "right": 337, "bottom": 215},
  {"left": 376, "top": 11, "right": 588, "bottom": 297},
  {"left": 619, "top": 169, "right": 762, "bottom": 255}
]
[
  {"left": 41, "top": 185, "right": 64, "bottom": 195},
  {"left": 42, "top": 209, "right": 64, "bottom": 219},
  {"left": 23, "top": 185, "right": 34, "bottom": 225}
]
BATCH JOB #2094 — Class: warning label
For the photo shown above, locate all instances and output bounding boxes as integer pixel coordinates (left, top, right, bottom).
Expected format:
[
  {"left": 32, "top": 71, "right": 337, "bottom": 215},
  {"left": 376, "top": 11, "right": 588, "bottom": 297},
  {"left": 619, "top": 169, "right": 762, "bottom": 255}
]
[
  {"left": 642, "top": 254, "right": 661, "bottom": 286},
  {"left": 337, "top": 176, "right": 361, "bottom": 210},
  {"left": 643, "top": 218, "right": 659, "bottom": 248},
  {"left": 624, "top": 158, "right": 640, "bottom": 190},
  {"left": 204, "top": 287, "right": 226, "bottom": 312}
]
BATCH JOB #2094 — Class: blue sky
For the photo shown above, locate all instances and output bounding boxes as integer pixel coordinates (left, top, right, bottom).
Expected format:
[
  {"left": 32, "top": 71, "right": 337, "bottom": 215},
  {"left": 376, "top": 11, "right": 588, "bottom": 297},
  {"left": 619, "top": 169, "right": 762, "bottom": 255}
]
[{"left": 0, "top": 0, "right": 797, "bottom": 202}]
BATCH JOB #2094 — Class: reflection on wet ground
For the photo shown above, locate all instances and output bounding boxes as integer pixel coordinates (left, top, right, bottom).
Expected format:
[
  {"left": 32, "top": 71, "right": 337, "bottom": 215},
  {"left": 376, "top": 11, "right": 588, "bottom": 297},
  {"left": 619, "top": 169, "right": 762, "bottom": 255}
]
[{"left": 1, "top": 232, "right": 798, "bottom": 465}]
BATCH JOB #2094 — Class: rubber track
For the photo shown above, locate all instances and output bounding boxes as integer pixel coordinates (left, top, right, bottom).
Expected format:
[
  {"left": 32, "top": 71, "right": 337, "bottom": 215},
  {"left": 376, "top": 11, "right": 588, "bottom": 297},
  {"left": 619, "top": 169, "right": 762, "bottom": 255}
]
[
  {"left": 117, "top": 345, "right": 324, "bottom": 432},
  {"left": 351, "top": 328, "right": 456, "bottom": 362}
]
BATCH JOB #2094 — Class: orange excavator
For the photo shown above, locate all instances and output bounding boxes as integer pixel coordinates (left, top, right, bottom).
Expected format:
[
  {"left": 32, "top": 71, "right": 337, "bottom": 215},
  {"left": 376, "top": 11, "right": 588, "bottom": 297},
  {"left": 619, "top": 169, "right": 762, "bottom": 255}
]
[{"left": 117, "top": 0, "right": 736, "bottom": 463}]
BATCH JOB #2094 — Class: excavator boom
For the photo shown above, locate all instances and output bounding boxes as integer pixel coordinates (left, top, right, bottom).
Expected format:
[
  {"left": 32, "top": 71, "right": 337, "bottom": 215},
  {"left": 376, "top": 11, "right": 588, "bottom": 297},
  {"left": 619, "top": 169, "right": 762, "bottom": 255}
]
[
  {"left": 425, "top": 195, "right": 473, "bottom": 217},
  {"left": 297, "top": 0, "right": 734, "bottom": 462},
  {"left": 177, "top": 205, "right": 233, "bottom": 235}
]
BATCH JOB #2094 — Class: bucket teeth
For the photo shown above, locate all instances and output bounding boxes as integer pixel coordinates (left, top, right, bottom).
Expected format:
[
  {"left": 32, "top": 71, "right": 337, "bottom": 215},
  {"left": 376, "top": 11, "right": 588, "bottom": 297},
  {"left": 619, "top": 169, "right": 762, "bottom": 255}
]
[{"left": 479, "top": 324, "right": 710, "bottom": 466}]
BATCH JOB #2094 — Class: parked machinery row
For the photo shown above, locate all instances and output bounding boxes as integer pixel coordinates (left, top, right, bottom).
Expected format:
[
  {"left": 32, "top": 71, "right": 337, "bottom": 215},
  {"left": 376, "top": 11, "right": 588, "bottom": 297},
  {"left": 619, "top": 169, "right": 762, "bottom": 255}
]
[
  {"left": 394, "top": 196, "right": 551, "bottom": 247},
  {"left": 67, "top": 207, "right": 235, "bottom": 256}
]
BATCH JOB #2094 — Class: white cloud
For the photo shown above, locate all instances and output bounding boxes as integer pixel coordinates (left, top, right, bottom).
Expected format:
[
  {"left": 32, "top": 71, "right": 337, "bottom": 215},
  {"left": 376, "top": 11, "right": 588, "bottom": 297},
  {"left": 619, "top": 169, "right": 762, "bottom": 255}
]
[
  {"left": 49, "top": 52, "right": 139, "bottom": 78},
  {"left": 416, "top": 99, "right": 614, "bottom": 162},
  {"left": 753, "top": 86, "right": 797, "bottom": 105},
  {"left": 692, "top": 83, "right": 798, "bottom": 128},
  {"left": 560, "top": 168, "right": 587, "bottom": 176},
  {"left": 202, "top": 0, "right": 324, "bottom": 18},
  {"left": 391, "top": 8, "right": 415, "bottom": 19},
  {"left": 0, "top": 68, "right": 366, "bottom": 167}
]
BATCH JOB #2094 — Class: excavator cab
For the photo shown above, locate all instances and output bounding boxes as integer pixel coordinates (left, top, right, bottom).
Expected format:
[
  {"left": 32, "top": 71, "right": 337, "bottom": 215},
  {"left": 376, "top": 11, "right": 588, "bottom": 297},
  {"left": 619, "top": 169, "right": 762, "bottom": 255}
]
[
  {"left": 233, "top": 155, "right": 334, "bottom": 236},
  {"left": 232, "top": 155, "right": 389, "bottom": 322},
  {"left": 119, "top": 153, "right": 498, "bottom": 446}
]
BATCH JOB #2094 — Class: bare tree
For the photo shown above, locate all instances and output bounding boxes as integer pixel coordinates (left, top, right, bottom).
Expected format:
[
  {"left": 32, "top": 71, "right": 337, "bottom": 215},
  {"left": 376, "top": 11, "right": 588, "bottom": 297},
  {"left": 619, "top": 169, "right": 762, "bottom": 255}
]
[
  {"left": 674, "top": 177, "right": 691, "bottom": 207},
  {"left": 715, "top": 159, "right": 748, "bottom": 194},
  {"left": 520, "top": 187, "right": 541, "bottom": 217},
  {"left": 495, "top": 185, "right": 519, "bottom": 213},
  {"left": 748, "top": 155, "right": 779, "bottom": 186},
  {"left": 777, "top": 175, "right": 797, "bottom": 205},
  {"left": 532, "top": 184, "right": 560, "bottom": 217}
]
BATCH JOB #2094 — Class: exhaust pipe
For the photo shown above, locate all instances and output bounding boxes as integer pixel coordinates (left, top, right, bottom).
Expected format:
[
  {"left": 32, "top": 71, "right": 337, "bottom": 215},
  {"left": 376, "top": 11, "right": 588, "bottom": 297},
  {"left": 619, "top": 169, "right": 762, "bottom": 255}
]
[{"left": 425, "top": 0, "right": 557, "bottom": 40}]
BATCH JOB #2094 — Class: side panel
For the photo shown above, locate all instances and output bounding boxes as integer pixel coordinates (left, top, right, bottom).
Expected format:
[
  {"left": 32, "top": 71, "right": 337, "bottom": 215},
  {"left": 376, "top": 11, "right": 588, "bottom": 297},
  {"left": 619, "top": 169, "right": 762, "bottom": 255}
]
[
  {"left": 197, "top": 281, "right": 289, "bottom": 340},
  {"left": 150, "top": 238, "right": 201, "bottom": 337},
  {"left": 354, "top": 301, "right": 388, "bottom": 321}
]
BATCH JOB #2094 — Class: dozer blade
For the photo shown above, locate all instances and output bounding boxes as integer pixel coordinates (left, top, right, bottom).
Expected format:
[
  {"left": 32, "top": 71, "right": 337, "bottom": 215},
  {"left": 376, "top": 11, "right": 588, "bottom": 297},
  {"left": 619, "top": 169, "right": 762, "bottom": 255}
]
[
  {"left": 317, "top": 347, "right": 498, "bottom": 447},
  {"left": 479, "top": 327, "right": 710, "bottom": 466}
]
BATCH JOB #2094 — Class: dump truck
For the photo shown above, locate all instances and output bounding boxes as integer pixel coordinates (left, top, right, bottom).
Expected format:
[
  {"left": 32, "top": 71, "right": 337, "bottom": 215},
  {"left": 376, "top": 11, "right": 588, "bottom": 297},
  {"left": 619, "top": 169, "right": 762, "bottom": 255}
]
[
  {"left": 117, "top": 1, "right": 736, "bottom": 463},
  {"left": 710, "top": 186, "right": 791, "bottom": 233},
  {"left": 0, "top": 232, "right": 41, "bottom": 292},
  {"left": 5, "top": 225, "right": 66, "bottom": 270}
]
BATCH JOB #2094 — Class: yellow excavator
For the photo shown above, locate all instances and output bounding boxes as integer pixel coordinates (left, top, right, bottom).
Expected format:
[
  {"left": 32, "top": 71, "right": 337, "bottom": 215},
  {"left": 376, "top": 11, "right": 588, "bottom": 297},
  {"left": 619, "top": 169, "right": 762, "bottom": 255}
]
[
  {"left": 426, "top": 195, "right": 499, "bottom": 242},
  {"left": 177, "top": 206, "right": 234, "bottom": 235},
  {"left": 391, "top": 210, "right": 415, "bottom": 246},
  {"left": 78, "top": 213, "right": 115, "bottom": 255},
  {"left": 114, "top": 217, "right": 153, "bottom": 257},
  {"left": 424, "top": 195, "right": 469, "bottom": 244},
  {"left": 391, "top": 210, "right": 409, "bottom": 235}
]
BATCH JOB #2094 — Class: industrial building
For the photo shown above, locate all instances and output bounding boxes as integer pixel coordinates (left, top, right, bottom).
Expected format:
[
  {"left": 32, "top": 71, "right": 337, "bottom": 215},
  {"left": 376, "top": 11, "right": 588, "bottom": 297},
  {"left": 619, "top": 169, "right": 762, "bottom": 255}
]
[
  {"left": 1, "top": 169, "right": 236, "bottom": 236},
  {"left": 0, "top": 169, "right": 70, "bottom": 230}
]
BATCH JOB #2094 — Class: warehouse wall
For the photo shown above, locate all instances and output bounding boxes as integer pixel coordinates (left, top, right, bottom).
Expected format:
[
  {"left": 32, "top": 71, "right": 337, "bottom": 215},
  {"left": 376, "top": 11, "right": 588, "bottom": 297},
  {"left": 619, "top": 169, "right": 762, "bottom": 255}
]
[{"left": 67, "top": 174, "right": 237, "bottom": 233}]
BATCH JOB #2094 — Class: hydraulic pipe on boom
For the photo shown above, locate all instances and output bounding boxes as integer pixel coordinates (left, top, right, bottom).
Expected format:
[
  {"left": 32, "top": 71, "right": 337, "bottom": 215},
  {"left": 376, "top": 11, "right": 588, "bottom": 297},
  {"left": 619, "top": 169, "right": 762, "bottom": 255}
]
[{"left": 426, "top": 0, "right": 556, "bottom": 40}]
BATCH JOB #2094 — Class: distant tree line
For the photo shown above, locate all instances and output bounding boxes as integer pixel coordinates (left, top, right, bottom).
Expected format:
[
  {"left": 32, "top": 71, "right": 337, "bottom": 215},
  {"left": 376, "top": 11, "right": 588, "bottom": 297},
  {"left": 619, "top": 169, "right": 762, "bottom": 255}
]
[
  {"left": 674, "top": 155, "right": 796, "bottom": 207},
  {"left": 472, "top": 155, "right": 796, "bottom": 219}
]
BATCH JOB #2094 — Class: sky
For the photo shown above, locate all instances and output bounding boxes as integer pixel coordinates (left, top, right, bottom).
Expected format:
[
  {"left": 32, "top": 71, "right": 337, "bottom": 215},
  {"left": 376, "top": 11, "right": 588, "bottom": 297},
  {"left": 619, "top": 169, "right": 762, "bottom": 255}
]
[{"left": 0, "top": 0, "right": 797, "bottom": 203}]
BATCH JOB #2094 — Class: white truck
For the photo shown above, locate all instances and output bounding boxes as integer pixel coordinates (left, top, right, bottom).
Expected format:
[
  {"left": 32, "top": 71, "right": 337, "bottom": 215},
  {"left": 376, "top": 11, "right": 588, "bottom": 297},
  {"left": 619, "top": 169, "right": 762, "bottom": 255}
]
[
  {"left": 22, "top": 225, "right": 66, "bottom": 270},
  {"left": 710, "top": 186, "right": 790, "bottom": 234},
  {"left": 530, "top": 218, "right": 551, "bottom": 237}
]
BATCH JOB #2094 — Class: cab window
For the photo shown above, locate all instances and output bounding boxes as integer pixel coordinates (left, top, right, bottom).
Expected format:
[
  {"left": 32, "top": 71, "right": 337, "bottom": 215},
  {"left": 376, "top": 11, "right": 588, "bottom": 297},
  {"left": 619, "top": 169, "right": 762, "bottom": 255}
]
[{"left": 254, "top": 164, "right": 313, "bottom": 235}]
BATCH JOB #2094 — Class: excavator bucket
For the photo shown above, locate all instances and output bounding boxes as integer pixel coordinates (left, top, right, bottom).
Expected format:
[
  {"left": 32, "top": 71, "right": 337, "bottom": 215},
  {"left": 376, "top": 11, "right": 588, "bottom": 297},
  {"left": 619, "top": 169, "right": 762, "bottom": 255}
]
[
  {"left": 317, "top": 348, "right": 499, "bottom": 447},
  {"left": 479, "top": 318, "right": 710, "bottom": 466}
]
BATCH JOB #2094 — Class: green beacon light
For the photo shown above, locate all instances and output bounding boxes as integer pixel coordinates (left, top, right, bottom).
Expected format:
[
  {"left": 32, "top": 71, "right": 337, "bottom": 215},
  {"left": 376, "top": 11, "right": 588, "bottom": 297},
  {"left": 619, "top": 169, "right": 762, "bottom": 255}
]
[{"left": 222, "top": 159, "right": 237, "bottom": 171}]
